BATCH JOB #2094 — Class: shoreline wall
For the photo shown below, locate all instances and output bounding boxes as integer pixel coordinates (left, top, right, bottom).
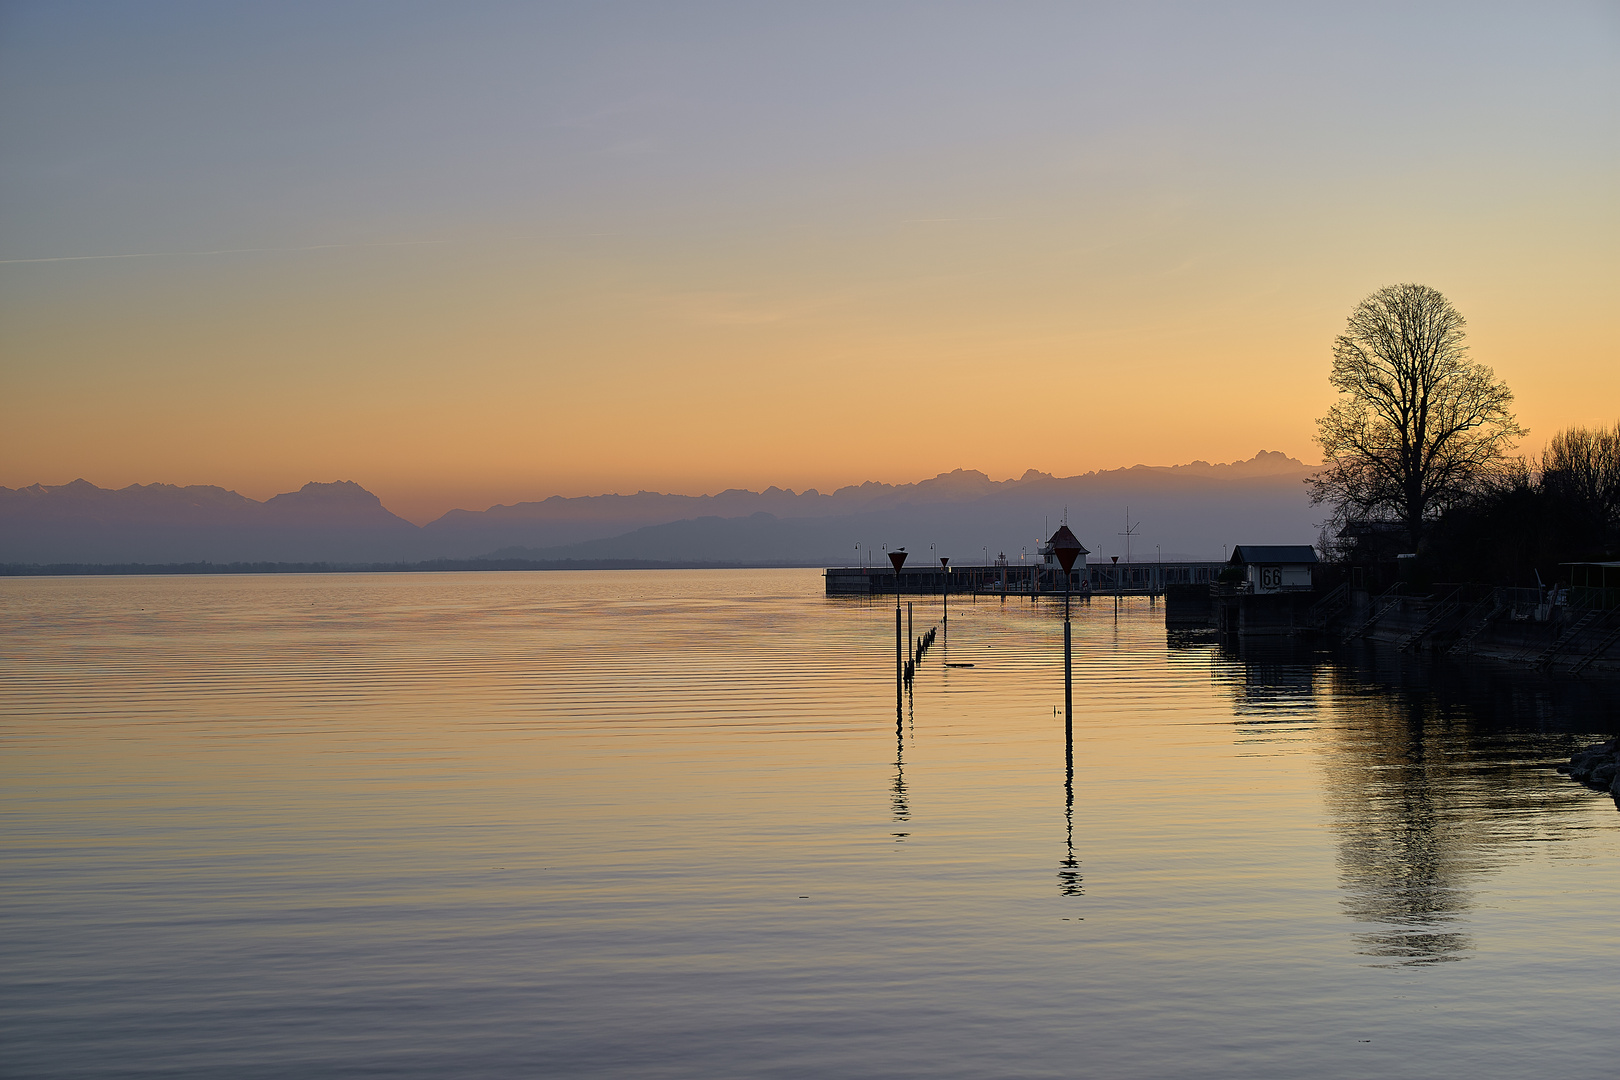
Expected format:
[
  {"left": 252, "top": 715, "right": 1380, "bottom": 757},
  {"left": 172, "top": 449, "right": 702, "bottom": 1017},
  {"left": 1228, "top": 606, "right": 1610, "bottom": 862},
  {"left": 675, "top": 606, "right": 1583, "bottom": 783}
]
[{"left": 1169, "top": 584, "right": 1620, "bottom": 677}]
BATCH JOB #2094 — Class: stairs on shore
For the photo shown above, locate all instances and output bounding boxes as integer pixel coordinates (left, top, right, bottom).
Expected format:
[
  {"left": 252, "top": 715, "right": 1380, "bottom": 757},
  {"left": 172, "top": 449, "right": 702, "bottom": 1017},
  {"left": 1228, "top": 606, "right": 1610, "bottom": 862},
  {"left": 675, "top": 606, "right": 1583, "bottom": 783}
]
[
  {"left": 1535, "top": 609, "right": 1601, "bottom": 670},
  {"left": 1567, "top": 611, "right": 1620, "bottom": 675},
  {"left": 1395, "top": 589, "right": 1463, "bottom": 652},
  {"left": 1345, "top": 586, "right": 1406, "bottom": 640},
  {"left": 1306, "top": 583, "right": 1350, "bottom": 629},
  {"left": 1446, "top": 593, "right": 1506, "bottom": 657}
]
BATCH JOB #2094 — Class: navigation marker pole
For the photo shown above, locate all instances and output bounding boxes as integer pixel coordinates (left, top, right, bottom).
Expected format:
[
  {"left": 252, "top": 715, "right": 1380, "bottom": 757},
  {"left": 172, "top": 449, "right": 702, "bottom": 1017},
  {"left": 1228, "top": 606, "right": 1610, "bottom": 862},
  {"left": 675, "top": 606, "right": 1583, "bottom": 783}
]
[{"left": 1047, "top": 525, "right": 1087, "bottom": 738}]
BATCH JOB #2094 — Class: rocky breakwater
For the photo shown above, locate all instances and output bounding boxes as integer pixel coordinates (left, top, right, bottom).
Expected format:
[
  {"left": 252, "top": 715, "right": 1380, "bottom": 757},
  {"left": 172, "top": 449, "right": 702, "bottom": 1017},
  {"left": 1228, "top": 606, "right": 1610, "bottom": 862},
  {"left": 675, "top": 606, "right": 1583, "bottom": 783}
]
[{"left": 1559, "top": 739, "right": 1620, "bottom": 799}]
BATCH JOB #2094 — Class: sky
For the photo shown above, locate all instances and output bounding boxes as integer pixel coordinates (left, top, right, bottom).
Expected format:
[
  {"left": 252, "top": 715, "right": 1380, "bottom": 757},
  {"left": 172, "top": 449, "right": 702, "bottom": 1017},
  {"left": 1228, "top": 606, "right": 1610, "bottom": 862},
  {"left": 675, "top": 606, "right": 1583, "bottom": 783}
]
[{"left": 2, "top": 1, "right": 1616, "bottom": 524}]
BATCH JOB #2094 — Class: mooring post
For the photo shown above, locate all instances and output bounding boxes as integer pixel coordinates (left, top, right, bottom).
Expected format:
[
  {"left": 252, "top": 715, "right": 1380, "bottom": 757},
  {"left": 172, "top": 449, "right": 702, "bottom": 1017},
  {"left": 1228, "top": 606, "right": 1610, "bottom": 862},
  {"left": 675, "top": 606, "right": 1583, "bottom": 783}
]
[
  {"left": 1111, "top": 554, "right": 1120, "bottom": 618},
  {"left": 888, "top": 549, "right": 909, "bottom": 696},
  {"left": 908, "top": 602, "right": 913, "bottom": 665}
]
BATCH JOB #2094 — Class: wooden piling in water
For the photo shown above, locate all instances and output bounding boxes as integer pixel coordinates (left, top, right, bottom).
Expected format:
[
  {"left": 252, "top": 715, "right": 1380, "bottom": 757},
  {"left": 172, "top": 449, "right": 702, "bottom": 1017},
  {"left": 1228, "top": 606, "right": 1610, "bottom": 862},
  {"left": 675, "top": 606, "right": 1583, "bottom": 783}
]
[{"left": 895, "top": 606, "right": 902, "bottom": 693}]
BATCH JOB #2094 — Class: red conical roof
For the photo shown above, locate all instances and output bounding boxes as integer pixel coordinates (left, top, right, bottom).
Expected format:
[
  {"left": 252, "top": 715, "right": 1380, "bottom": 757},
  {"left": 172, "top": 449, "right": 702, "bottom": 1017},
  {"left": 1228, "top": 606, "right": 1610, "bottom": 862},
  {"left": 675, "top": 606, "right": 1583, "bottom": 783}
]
[{"left": 1047, "top": 525, "right": 1087, "bottom": 573}]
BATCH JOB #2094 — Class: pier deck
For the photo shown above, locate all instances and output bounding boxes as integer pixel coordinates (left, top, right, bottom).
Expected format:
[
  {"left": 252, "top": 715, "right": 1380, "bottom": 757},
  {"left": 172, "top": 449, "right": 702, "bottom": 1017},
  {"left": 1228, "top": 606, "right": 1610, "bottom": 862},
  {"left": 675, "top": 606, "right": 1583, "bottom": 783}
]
[{"left": 825, "top": 561, "right": 1225, "bottom": 596}]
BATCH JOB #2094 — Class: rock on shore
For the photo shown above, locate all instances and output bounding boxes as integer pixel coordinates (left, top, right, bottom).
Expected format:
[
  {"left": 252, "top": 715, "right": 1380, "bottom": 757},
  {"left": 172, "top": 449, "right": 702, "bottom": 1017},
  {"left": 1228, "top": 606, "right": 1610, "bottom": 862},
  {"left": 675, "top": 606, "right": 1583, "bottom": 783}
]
[{"left": 1559, "top": 739, "right": 1620, "bottom": 797}]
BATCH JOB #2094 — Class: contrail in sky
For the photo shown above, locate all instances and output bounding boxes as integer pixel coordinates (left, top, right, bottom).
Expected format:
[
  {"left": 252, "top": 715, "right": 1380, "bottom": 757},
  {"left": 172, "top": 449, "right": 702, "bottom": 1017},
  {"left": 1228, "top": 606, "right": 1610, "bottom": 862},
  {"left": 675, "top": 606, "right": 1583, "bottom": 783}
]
[{"left": 0, "top": 239, "right": 448, "bottom": 265}]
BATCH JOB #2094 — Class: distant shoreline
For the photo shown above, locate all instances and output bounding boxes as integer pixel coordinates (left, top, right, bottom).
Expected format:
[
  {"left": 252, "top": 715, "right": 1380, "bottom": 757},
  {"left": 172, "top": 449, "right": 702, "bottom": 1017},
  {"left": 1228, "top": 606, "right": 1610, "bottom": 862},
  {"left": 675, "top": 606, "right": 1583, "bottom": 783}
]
[{"left": 0, "top": 559, "right": 826, "bottom": 577}]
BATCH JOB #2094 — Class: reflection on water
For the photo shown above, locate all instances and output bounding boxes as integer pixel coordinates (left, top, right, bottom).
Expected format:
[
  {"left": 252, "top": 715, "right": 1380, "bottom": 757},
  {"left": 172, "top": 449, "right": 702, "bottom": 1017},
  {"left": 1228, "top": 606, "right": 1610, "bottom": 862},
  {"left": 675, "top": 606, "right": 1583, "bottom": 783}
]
[
  {"left": 892, "top": 711, "right": 911, "bottom": 830},
  {"left": 1326, "top": 685, "right": 1478, "bottom": 965},
  {"left": 1206, "top": 635, "right": 1620, "bottom": 966},
  {"left": 1058, "top": 720, "right": 1083, "bottom": 897},
  {"left": 3, "top": 574, "right": 1618, "bottom": 1080}
]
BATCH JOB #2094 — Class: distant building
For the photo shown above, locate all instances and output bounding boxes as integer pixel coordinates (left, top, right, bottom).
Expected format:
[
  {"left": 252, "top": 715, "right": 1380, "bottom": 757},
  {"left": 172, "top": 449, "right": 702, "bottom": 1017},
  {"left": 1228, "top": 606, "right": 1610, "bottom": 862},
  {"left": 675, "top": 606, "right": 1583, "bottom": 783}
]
[
  {"left": 1228, "top": 545, "right": 1317, "bottom": 593},
  {"left": 1038, "top": 528, "right": 1089, "bottom": 575}
]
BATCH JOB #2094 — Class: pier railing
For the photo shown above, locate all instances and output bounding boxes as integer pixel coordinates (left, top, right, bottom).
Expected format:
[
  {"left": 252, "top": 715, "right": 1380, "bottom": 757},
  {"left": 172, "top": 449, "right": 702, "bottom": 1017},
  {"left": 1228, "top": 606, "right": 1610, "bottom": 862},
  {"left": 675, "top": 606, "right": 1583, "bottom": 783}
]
[{"left": 825, "top": 561, "right": 1225, "bottom": 596}]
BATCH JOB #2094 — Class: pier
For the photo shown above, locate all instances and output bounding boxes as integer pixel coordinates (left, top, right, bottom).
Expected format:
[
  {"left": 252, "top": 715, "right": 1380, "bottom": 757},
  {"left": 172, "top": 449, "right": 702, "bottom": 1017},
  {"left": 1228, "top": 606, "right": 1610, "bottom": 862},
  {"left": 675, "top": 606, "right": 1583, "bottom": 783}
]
[{"left": 825, "top": 560, "right": 1226, "bottom": 596}]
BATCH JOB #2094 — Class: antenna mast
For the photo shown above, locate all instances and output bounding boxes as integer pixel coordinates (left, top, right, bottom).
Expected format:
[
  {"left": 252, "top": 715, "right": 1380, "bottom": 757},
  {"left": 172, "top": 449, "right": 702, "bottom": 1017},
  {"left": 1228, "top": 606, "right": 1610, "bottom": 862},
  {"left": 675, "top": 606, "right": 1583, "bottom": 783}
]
[{"left": 1119, "top": 507, "right": 1140, "bottom": 565}]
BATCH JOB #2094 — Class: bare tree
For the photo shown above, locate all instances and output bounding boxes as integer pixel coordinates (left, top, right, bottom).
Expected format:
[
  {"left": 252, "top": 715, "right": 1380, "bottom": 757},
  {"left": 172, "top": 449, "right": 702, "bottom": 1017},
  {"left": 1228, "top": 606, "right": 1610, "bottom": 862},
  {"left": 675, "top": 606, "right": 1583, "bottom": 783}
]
[
  {"left": 1308, "top": 284, "right": 1524, "bottom": 544},
  {"left": 1541, "top": 421, "right": 1620, "bottom": 543}
]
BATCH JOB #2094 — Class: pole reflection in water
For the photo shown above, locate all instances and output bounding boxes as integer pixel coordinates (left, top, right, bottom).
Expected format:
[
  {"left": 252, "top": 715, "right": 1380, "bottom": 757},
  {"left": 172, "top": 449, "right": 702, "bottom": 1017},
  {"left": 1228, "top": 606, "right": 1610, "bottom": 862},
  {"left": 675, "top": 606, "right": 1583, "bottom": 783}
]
[
  {"left": 891, "top": 714, "right": 910, "bottom": 837},
  {"left": 1058, "top": 714, "right": 1083, "bottom": 896},
  {"left": 892, "top": 649, "right": 914, "bottom": 840}
]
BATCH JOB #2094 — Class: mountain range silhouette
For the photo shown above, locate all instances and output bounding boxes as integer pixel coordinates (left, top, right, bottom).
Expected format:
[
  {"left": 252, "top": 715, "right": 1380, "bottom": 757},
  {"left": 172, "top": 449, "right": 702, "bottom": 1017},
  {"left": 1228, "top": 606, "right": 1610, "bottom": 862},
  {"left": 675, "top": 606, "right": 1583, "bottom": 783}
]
[{"left": 1, "top": 452, "right": 1320, "bottom": 566}]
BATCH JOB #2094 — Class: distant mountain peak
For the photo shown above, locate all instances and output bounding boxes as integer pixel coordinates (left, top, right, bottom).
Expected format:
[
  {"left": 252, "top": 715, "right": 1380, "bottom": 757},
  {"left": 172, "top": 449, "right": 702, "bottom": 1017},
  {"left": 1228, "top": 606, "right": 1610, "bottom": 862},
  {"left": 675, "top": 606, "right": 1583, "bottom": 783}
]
[
  {"left": 0, "top": 477, "right": 417, "bottom": 564},
  {"left": 265, "top": 480, "right": 384, "bottom": 508},
  {"left": 1212, "top": 450, "right": 1313, "bottom": 475}
]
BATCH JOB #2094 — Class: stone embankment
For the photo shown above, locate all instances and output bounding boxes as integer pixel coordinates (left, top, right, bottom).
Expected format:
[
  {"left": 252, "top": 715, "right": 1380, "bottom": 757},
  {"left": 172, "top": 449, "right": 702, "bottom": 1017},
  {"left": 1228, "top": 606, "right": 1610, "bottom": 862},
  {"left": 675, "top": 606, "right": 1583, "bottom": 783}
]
[
  {"left": 1312, "top": 585, "right": 1620, "bottom": 674},
  {"left": 1559, "top": 739, "right": 1620, "bottom": 798}
]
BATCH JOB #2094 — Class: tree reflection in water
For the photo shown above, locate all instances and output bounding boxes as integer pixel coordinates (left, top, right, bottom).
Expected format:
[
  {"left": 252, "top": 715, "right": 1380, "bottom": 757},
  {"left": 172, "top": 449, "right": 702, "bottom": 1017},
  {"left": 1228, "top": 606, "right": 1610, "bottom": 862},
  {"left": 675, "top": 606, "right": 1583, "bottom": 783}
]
[{"left": 1191, "top": 633, "right": 1620, "bottom": 966}]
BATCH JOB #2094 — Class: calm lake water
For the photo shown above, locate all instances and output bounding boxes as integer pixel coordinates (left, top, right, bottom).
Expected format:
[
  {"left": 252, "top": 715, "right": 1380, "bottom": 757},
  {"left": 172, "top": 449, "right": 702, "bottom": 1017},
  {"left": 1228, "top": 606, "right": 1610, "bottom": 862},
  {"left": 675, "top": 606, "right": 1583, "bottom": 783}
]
[{"left": 3, "top": 569, "right": 1618, "bottom": 1078}]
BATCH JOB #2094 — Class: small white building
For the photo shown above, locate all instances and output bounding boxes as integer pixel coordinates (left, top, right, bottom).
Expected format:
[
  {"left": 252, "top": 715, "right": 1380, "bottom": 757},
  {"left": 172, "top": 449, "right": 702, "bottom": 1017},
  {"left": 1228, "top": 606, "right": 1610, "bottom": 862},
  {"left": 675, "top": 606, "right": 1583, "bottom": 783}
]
[{"left": 1229, "top": 545, "right": 1316, "bottom": 593}]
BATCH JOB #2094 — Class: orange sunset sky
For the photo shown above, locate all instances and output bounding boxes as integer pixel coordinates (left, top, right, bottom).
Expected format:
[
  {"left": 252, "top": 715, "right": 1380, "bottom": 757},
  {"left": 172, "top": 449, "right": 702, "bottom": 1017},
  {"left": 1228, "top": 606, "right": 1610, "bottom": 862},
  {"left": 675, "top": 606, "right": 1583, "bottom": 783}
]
[{"left": 2, "top": 3, "right": 1616, "bottom": 524}]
